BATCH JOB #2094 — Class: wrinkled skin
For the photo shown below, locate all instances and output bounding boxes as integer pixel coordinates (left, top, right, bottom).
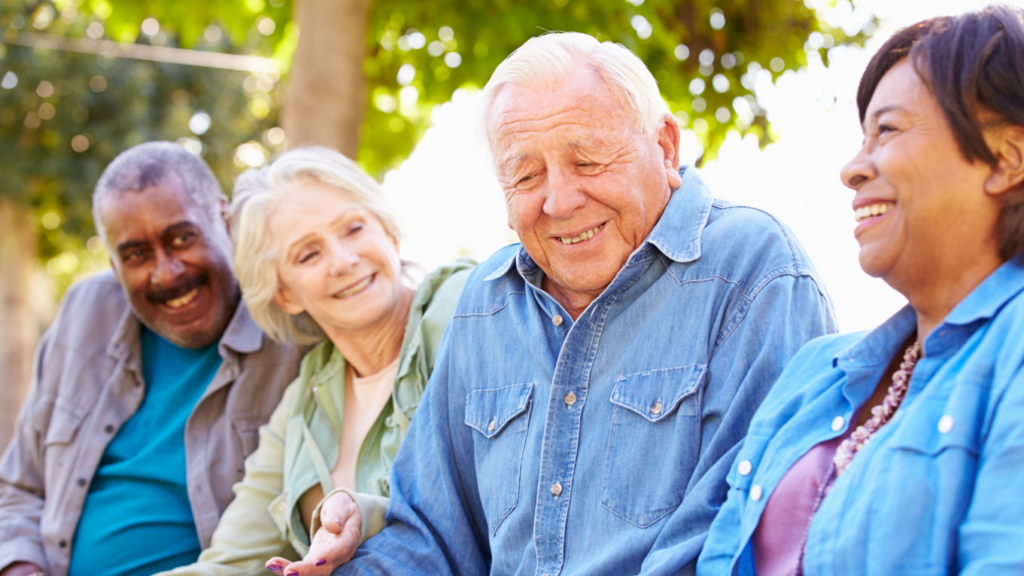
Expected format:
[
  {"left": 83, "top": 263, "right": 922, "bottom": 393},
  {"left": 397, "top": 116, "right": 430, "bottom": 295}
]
[
  {"left": 490, "top": 67, "right": 682, "bottom": 318},
  {"left": 98, "top": 176, "right": 238, "bottom": 348}
]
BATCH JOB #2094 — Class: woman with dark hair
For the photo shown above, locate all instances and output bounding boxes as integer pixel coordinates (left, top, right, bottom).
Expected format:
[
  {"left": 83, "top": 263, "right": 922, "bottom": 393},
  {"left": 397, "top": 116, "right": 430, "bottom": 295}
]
[{"left": 698, "top": 5, "right": 1024, "bottom": 575}]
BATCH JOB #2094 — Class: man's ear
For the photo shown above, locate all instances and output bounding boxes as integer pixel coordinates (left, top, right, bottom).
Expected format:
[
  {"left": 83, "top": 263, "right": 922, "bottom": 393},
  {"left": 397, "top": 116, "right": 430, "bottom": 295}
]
[
  {"left": 657, "top": 113, "right": 682, "bottom": 190},
  {"left": 984, "top": 124, "right": 1024, "bottom": 196},
  {"left": 219, "top": 197, "right": 232, "bottom": 237},
  {"left": 108, "top": 256, "right": 123, "bottom": 285},
  {"left": 272, "top": 286, "right": 305, "bottom": 316}
]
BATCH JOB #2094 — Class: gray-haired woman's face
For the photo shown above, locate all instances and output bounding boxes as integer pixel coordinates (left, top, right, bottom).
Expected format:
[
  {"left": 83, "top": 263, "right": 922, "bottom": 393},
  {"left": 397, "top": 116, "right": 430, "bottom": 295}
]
[
  {"left": 839, "top": 59, "right": 1004, "bottom": 294},
  {"left": 268, "top": 181, "right": 405, "bottom": 336}
]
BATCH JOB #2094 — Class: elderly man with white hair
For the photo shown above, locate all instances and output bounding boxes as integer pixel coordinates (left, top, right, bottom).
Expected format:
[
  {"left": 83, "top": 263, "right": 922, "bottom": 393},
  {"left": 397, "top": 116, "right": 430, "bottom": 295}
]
[{"left": 334, "top": 32, "right": 836, "bottom": 575}]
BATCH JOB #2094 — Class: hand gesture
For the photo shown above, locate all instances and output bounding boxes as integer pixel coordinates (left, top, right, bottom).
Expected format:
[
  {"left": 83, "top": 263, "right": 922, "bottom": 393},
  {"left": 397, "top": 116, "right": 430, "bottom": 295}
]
[{"left": 266, "top": 491, "right": 362, "bottom": 575}]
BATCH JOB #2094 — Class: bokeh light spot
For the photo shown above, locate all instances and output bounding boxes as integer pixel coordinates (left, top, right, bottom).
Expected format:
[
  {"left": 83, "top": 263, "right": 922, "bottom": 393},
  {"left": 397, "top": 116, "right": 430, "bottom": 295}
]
[
  {"left": 71, "top": 134, "right": 91, "bottom": 152},
  {"left": 2, "top": 72, "right": 19, "bottom": 90},
  {"left": 42, "top": 212, "right": 61, "bottom": 230},
  {"left": 189, "top": 110, "right": 211, "bottom": 135}
]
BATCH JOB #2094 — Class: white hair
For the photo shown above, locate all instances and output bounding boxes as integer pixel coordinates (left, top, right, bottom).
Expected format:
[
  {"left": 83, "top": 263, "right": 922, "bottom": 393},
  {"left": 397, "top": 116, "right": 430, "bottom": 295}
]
[
  {"left": 231, "top": 146, "right": 403, "bottom": 345},
  {"left": 477, "top": 32, "right": 670, "bottom": 152}
]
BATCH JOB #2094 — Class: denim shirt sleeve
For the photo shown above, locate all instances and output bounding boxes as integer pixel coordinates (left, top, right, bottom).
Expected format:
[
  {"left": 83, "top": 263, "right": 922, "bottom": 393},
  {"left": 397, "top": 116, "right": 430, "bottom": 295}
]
[
  {"left": 335, "top": 325, "right": 490, "bottom": 575},
  {"left": 640, "top": 273, "right": 836, "bottom": 575}
]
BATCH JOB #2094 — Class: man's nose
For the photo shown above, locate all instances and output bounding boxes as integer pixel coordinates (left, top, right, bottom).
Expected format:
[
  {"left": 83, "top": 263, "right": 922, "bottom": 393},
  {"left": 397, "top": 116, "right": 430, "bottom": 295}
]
[
  {"left": 543, "top": 168, "right": 588, "bottom": 219},
  {"left": 150, "top": 249, "right": 187, "bottom": 286}
]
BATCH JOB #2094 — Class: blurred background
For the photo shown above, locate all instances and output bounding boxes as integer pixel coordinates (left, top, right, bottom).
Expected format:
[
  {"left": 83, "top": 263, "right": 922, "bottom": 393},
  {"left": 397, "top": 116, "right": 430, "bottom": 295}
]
[{"left": 0, "top": 0, "right": 1016, "bottom": 447}]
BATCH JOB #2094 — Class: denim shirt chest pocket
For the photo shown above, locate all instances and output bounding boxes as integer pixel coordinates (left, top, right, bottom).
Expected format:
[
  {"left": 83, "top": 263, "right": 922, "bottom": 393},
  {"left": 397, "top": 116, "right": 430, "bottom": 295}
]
[
  {"left": 602, "top": 364, "right": 705, "bottom": 528},
  {"left": 465, "top": 382, "right": 535, "bottom": 535},
  {"left": 878, "top": 376, "right": 987, "bottom": 559}
]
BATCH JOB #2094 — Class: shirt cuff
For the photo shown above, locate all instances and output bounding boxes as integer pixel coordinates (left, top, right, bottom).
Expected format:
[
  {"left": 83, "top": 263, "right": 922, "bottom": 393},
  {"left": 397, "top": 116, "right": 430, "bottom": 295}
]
[
  {"left": 0, "top": 540, "right": 49, "bottom": 574},
  {"left": 308, "top": 488, "right": 390, "bottom": 546}
]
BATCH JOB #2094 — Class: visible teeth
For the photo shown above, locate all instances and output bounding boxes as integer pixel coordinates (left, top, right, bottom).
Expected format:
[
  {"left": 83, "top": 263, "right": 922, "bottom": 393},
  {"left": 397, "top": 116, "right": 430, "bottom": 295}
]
[
  {"left": 559, "top": 223, "right": 605, "bottom": 245},
  {"left": 335, "top": 275, "right": 373, "bottom": 299},
  {"left": 166, "top": 287, "right": 199, "bottom": 309},
  {"left": 855, "top": 203, "right": 893, "bottom": 223}
]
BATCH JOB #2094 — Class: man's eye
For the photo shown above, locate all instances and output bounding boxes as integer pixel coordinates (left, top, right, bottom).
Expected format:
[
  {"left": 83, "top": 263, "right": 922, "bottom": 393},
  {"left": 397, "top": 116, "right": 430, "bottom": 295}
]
[
  {"left": 171, "top": 232, "right": 195, "bottom": 247},
  {"left": 878, "top": 124, "right": 895, "bottom": 135},
  {"left": 123, "top": 249, "right": 145, "bottom": 262},
  {"left": 517, "top": 175, "right": 535, "bottom": 185}
]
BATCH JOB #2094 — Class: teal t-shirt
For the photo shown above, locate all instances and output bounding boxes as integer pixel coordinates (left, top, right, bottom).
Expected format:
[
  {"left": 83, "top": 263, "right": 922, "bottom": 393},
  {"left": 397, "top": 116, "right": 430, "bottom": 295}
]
[{"left": 69, "top": 326, "right": 222, "bottom": 576}]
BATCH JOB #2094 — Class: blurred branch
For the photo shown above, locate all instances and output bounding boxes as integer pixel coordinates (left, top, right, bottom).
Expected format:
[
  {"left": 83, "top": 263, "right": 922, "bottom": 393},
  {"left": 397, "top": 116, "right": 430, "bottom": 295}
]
[{"left": 1, "top": 31, "right": 280, "bottom": 73}]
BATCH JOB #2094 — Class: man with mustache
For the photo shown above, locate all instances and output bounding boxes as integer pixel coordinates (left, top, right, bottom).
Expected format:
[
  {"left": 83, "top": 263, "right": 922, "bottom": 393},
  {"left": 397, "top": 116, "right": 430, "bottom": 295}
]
[{"left": 0, "top": 142, "right": 304, "bottom": 576}]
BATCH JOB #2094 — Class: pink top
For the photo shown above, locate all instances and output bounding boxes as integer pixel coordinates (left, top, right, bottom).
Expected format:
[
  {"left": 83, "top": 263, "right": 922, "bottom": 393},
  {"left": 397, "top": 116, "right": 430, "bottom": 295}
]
[{"left": 752, "top": 411, "right": 860, "bottom": 576}]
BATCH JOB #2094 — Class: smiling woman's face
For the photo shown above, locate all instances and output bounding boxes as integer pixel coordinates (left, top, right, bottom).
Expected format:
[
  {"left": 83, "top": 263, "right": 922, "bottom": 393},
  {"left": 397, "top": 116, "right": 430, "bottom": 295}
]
[
  {"left": 269, "top": 181, "right": 405, "bottom": 336},
  {"left": 840, "top": 59, "right": 1002, "bottom": 292}
]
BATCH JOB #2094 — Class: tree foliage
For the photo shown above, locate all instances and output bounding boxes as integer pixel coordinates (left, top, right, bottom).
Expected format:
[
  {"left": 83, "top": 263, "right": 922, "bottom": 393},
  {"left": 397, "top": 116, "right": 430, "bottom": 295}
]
[{"left": 0, "top": 0, "right": 871, "bottom": 294}]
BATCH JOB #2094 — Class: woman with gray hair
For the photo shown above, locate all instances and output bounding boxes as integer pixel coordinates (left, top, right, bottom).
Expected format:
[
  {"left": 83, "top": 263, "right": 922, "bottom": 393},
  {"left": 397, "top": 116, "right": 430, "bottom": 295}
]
[{"left": 158, "top": 147, "right": 473, "bottom": 576}]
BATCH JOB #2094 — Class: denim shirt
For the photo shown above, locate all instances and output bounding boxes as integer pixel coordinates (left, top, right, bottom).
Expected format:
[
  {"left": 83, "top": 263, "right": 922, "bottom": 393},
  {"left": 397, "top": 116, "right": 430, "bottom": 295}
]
[
  {"left": 697, "top": 256, "right": 1024, "bottom": 576},
  {"left": 337, "top": 167, "right": 837, "bottom": 576}
]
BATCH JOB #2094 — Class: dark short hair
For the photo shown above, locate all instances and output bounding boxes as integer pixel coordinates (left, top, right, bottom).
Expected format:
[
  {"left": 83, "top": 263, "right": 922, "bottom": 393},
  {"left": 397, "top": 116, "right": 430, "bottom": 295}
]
[
  {"left": 856, "top": 5, "right": 1024, "bottom": 260},
  {"left": 92, "top": 142, "right": 226, "bottom": 248}
]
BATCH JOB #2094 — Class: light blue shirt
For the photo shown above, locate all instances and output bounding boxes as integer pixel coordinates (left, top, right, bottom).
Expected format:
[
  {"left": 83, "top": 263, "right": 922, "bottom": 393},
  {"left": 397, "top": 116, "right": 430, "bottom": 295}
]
[
  {"left": 336, "top": 167, "right": 836, "bottom": 576},
  {"left": 698, "top": 256, "right": 1024, "bottom": 575}
]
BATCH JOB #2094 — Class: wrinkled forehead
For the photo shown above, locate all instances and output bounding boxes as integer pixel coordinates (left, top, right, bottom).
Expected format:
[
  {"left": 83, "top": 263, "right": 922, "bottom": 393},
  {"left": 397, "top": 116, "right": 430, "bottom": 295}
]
[
  {"left": 100, "top": 178, "right": 211, "bottom": 237},
  {"left": 488, "top": 68, "right": 634, "bottom": 151}
]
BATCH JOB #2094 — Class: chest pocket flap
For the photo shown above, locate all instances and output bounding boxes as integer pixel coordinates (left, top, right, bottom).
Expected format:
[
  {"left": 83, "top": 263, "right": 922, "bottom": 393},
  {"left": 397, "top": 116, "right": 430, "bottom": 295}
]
[
  {"left": 43, "top": 399, "right": 88, "bottom": 446},
  {"left": 611, "top": 364, "right": 706, "bottom": 423},
  {"left": 465, "top": 382, "right": 534, "bottom": 438},
  {"left": 890, "top": 379, "right": 987, "bottom": 457}
]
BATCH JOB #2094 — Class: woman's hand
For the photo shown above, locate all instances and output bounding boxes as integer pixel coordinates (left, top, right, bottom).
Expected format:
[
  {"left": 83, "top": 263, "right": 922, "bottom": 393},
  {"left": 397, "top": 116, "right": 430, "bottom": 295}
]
[{"left": 265, "top": 491, "right": 362, "bottom": 575}]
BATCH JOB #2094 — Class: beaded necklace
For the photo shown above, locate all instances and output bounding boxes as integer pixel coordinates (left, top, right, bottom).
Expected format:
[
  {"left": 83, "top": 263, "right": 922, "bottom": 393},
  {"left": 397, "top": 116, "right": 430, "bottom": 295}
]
[{"left": 833, "top": 340, "right": 921, "bottom": 477}]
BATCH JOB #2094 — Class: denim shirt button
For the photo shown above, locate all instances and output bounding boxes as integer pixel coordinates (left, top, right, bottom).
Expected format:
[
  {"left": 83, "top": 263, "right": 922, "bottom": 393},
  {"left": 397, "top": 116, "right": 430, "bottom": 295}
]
[
  {"left": 564, "top": 391, "right": 577, "bottom": 406},
  {"left": 750, "top": 484, "right": 763, "bottom": 501},
  {"left": 831, "top": 416, "right": 845, "bottom": 432},
  {"left": 938, "top": 414, "right": 954, "bottom": 434},
  {"left": 487, "top": 420, "right": 496, "bottom": 432},
  {"left": 552, "top": 314, "right": 564, "bottom": 326},
  {"left": 551, "top": 483, "right": 563, "bottom": 497},
  {"left": 738, "top": 460, "right": 753, "bottom": 476},
  {"left": 650, "top": 400, "right": 663, "bottom": 415}
]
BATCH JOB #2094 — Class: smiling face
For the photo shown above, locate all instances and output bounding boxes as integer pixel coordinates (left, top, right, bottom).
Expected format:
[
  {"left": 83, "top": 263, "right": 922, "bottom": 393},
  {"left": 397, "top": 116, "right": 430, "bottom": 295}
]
[
  {"left": 841, "top": 59, "right": 1002, "bottom": 293},
  {"left": 99, "top": 176, "right": 238, "bottom": 348},
  {"left": 490, "top": 67, "right": 681, "bottom": 314},
  {"left": 268, "top": 181, "right": 407, "bottom": 338}
]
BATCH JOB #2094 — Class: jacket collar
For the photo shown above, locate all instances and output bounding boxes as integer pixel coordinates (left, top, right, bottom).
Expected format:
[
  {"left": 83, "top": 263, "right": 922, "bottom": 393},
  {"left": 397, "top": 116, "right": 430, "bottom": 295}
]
[
  {"left": 483, "top": 165, "right": 713, "bottom": 283},
  {"left": 105, "top": 293, "right": 263, "bottom": 361}
]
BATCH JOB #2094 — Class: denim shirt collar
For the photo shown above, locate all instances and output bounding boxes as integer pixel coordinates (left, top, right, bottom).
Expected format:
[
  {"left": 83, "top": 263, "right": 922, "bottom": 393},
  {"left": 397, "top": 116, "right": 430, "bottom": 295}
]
[
  {"left": 483, "top": 165, "right": 713, "bottom": 284},
  {"left": 832, "top": 255, "right": 1024, "bottom": 370}
]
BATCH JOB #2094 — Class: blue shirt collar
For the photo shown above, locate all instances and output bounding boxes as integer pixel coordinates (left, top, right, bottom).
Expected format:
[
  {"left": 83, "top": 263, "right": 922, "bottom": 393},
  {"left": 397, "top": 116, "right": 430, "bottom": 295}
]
[
  {"left": 483, "top": 166, "right": 713, "bottom": 283},
  {"left": 833, "top": 256, "right": 1024, "bottom": 369}
]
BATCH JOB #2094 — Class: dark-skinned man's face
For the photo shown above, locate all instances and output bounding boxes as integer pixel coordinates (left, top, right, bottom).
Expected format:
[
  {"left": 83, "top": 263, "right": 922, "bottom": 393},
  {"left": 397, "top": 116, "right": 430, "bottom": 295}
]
[{"left": 98, "top": 176, "right": 239, "bottom": 348}]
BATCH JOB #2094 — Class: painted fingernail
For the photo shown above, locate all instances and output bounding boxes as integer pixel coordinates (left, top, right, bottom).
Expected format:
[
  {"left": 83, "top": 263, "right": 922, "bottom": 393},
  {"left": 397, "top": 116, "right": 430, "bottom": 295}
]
[
  {"left": 331, "top": 517, "right": 343, "bottom": 526},
  {"left": 287, "top": 572, "right": 299, "bottom": 576},
  {"left": 316, "top": 559, "right": 327, "bottom": 566},
  {"left": 267, "top": 567, "right": 281, "bottom": 574}
]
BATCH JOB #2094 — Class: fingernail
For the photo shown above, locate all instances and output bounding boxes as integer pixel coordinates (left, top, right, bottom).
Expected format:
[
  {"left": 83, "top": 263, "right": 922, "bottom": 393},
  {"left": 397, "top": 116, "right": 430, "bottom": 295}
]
[
  {"left": 331, "top": 517, "right": 343, "bottom": 525},
  {"left": 267, "top": 567, "right": 281, "bottom": 574},
  {"left": 287, "top": 572, "right": 299, "bottom": 576},
  {"left": 316, "top": 559, "right": 327, "bottom": 566}
]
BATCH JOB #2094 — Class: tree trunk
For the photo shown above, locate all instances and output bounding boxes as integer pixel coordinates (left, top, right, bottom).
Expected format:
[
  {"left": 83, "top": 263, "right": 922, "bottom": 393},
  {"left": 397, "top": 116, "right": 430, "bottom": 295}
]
[
  {"left": 282, "top": 0, "right": 372, "bottom": 158},
  {"left": 0, "top": 199, "right": 41, "bottom": 451}
]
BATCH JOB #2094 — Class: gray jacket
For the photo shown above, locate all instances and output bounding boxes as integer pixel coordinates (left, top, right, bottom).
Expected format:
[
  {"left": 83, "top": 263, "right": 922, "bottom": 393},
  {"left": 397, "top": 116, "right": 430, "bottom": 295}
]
[{"left": 0, "top": 271, "right": 305, "bottom": 575}]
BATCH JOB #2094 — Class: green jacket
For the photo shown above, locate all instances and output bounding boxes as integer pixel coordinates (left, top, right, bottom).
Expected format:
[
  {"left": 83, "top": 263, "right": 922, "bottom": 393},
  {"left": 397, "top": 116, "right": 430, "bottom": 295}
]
[{"left": 161, "top": 260, "right": 474, "bottom": 575}]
